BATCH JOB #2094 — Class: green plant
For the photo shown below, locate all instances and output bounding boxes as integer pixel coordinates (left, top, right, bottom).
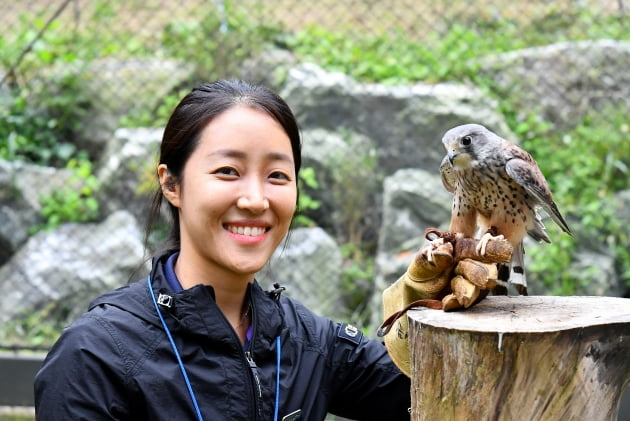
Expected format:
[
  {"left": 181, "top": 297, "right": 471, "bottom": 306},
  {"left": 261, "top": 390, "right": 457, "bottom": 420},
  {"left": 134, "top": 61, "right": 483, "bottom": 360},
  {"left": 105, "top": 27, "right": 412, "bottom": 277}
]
[
  {"left": 328, "top": 134, "right": 381, "bottom": 254},
  {"left": 0, "top": 301, "right": 66, "bottom": 349},
  {"left": 0, "top": 72, "right": 91, "bottom": 167},
  {"left": 286, "top": 5, "right": 629, "bottom": 86},
  {"left": 339, "top": 243, "right": 374, "bottom": 327},
  {"left": 294, "top": 166, "right": 320, "bottom": 227},
  {"left": 161, "top": 0, "right": 283, "bottom": 82},
  {"left": 32, "top": 156, "right": 100, "bottom": 232},
  {"left": 0, "top": 1, "right": 158, "bottom": 167},
  {"left": 0, "top": 9, "right": 100, "bottom": 167},
  {"left": 0, "top": 414, "right": 34, "bottom": 421},
  {"left": 513, "top": 106, "right": 630, "bottom": 293},
  {"left": 118, "top": 87, "right": 189, "bottom": 128},
  {"left": 286, "top": 7, "right": 630, "bottom": 294}
]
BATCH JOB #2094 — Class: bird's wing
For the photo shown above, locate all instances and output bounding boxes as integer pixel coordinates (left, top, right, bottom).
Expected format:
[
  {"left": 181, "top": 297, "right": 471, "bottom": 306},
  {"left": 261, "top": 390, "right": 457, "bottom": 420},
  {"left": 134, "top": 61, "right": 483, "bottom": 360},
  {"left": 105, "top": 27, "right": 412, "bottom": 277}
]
[
  {"left": 505, "top": 157, "right": 572, "bottom": 235},
  {"left": 440, "top": 155, "right": 456, "bottom": 193}
]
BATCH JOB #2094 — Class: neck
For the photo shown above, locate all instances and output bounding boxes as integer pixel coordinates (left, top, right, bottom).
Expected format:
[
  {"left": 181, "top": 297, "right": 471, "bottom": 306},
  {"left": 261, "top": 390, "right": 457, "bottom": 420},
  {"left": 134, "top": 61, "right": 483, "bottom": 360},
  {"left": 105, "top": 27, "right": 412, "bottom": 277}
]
[{"left": 173, "top": 249, "right": 252, "bottom": 342}]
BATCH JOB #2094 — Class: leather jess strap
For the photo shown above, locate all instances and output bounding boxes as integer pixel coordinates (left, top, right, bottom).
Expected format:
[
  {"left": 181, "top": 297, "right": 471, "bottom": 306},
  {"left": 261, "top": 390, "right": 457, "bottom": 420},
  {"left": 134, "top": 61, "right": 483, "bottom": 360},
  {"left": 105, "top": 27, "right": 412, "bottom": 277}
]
[{"left": 377, "top": 299, "right": 443, "bottom": 337}]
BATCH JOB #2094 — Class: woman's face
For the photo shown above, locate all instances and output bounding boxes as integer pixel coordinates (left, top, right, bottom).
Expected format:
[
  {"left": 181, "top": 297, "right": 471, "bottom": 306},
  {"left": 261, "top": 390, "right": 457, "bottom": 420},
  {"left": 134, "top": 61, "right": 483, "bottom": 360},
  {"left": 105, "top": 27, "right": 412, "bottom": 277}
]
[{"left": 160, "top": 106, "right": 297, "bottom": 281}]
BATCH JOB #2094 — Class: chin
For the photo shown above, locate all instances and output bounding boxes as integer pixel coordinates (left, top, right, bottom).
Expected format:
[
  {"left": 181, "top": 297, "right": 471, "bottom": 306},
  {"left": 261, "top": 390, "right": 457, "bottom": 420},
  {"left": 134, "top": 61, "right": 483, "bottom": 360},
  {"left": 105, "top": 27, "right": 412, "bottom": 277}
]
[{"left": 233, "top": 262, "right": 267, "bottom": 276}]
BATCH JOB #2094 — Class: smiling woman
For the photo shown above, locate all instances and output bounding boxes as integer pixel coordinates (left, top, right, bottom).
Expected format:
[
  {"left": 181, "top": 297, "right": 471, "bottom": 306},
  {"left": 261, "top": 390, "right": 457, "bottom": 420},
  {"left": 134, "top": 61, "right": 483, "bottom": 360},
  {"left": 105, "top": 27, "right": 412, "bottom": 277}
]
[
  {"left": 157, "top": 106, "right": 298, "bottom": 312},
  {"left": 33, "top": 80, "right": 412, "bottom": 421}
]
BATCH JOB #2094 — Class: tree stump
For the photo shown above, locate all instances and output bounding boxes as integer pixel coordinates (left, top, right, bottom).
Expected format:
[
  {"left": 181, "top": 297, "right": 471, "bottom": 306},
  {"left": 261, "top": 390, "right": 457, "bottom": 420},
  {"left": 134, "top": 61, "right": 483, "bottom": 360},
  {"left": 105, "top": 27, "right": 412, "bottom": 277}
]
[{"left": 408, "top": 296, "right": 630, "bottom": 421}]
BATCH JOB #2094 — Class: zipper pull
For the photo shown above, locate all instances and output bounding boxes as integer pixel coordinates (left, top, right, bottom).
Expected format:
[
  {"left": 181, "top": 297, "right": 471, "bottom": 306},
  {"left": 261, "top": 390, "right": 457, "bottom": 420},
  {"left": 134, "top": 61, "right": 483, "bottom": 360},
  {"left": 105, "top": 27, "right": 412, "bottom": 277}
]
[
  {"left": 245, "top": 352, "right": 263, "bottom": 399},
  {"left": 245, "top": 351, "right": 263, "bottom": 402}
]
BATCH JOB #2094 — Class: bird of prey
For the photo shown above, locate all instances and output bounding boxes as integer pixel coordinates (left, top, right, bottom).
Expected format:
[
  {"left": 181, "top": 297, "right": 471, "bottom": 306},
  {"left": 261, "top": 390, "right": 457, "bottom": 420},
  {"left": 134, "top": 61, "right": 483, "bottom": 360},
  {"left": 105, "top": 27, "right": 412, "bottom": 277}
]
[{"left": 439, "top": 123, "right": 572, "bottom": 295}]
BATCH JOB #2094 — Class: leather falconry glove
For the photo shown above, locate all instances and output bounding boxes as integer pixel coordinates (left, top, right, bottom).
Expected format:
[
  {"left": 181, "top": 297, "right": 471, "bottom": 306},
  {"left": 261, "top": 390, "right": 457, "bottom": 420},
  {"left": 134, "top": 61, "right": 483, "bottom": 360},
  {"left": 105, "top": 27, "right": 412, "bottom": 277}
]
[{"left": 379, "top": 228, "right": 513, "bottom": 377}]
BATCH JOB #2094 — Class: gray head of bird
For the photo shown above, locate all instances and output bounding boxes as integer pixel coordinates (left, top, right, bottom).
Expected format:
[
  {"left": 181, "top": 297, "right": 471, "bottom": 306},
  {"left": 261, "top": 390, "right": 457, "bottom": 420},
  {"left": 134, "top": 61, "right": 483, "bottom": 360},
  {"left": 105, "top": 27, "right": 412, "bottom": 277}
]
[{"left": 441, "top": 123, "right": 502, "bottom": 170}]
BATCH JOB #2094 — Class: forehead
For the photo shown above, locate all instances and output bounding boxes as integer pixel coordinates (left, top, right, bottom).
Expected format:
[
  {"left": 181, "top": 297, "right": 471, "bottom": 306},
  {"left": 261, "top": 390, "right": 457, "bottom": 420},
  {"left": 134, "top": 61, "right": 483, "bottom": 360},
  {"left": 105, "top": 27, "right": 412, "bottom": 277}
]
[{"left": 195, "top": 106, "right": 294, "bottom": 158}]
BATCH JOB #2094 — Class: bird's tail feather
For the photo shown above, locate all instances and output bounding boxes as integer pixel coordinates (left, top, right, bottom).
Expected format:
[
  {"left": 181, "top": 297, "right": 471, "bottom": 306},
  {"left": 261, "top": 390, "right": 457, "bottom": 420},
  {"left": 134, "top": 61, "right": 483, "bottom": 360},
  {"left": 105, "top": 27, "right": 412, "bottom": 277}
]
[{"left": 509, "top": 243, "right": 528, "bottom": 295}]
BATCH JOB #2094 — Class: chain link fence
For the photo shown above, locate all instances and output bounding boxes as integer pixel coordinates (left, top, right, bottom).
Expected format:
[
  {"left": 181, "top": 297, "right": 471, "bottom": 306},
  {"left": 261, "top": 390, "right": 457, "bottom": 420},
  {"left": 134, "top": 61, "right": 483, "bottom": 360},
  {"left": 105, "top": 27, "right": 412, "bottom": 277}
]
[{"left": 1, "top": 0, "right": 630, "bottom": 350}]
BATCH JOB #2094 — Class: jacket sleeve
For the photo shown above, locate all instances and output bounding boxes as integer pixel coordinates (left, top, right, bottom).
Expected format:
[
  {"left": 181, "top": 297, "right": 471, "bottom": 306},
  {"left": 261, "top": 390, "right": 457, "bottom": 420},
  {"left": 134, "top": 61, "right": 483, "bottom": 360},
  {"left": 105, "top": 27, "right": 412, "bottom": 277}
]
[
  {"left": 34, "top": 314, "right": 131, "bottom": 420},
  {"left": 326, "top": 322, "right": 411, "bottom": 420}
]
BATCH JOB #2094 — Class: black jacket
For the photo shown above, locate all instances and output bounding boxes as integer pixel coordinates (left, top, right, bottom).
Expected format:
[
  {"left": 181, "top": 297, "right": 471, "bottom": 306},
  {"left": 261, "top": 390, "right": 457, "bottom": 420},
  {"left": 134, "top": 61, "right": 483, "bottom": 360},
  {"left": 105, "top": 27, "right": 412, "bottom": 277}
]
[{"left": 34, "top": 251, "right": 410, "bottom": 420}]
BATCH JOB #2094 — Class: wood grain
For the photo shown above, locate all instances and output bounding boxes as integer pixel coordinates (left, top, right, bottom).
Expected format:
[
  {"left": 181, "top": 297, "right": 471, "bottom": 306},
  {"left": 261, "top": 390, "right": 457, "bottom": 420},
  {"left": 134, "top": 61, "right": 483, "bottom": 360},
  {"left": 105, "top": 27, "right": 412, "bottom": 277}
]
[{"left": 408, "top": 296, "right": 630, "bottom": 421}]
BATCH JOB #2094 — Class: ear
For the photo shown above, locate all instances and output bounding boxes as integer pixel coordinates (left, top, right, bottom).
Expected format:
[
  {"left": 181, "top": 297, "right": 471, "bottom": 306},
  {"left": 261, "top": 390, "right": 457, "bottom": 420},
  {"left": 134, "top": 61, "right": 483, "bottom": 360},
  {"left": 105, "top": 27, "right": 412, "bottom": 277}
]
[{"left": 157, "top": 164, "right": 181, "bottom": 208}]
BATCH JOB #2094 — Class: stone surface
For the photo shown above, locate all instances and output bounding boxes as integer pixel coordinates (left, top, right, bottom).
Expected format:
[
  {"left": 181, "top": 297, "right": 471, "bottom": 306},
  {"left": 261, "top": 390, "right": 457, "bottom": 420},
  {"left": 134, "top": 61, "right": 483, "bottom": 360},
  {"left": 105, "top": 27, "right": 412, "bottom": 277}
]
[
  {"left": 0, "top": 210, "right": 147, "bottom": 324},
  {"left": 477, "top": 39, "right": 630, "bottom": 129},
  {"left": 256, "top": 227, "right": 344, "bottom": 321},
  {"left": 96, "top": 127, "right": 163, "bottom": 223},
  {"left": 282, "top": 63, "right": 514, "bottom": 176}
]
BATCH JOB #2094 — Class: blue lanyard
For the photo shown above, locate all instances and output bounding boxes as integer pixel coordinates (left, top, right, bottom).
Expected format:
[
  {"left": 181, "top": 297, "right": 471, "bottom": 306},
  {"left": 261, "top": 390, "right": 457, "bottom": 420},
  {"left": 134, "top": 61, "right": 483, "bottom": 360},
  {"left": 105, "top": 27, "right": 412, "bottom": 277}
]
[{"left": 147, "top": 276, "right": 282, "bottom": 421}]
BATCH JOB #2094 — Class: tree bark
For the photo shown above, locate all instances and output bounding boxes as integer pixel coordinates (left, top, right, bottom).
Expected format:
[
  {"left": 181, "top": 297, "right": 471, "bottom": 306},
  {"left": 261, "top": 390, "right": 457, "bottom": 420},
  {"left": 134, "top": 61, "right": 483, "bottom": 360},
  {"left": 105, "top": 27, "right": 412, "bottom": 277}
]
[{"left": 408, "top": 296, "right": 630, "bottom": 421}]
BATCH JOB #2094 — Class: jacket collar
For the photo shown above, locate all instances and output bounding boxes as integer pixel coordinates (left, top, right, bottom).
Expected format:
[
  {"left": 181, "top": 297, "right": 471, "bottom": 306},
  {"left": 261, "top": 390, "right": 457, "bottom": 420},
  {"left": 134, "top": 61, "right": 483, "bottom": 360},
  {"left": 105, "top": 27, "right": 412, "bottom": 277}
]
[{"left": 91, "top": 249, "right": 285, "bottom": 356}]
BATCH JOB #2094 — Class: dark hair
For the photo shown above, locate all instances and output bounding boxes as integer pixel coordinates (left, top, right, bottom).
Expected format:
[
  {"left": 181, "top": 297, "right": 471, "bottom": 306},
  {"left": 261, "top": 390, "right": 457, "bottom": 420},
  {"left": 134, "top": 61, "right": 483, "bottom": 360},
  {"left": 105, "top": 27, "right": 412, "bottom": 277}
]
[{"left": 145, "top": 80, "right": 302, "bottom": 251}]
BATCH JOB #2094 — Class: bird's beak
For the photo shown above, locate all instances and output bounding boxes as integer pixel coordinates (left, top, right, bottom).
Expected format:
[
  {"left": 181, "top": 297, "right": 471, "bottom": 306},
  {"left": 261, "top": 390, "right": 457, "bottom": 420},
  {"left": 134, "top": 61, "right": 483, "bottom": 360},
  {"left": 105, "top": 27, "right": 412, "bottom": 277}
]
[{"left": 447, "top": 150, "right": 458, "bottom": 165}]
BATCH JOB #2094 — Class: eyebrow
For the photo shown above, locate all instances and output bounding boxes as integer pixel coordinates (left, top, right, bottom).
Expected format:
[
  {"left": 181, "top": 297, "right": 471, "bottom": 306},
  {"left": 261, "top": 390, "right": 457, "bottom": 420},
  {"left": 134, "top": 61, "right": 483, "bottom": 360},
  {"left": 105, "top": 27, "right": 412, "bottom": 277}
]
[{"left": 209, "top": 149, "right": 293, "bottom": 164}]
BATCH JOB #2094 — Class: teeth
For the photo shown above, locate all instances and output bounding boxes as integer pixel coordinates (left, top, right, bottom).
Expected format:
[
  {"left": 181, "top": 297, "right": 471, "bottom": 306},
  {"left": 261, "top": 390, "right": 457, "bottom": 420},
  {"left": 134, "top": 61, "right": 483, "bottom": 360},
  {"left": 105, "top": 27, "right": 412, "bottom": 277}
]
[{"left": 227, "top": 225, "right": 266, "bottom": 236}]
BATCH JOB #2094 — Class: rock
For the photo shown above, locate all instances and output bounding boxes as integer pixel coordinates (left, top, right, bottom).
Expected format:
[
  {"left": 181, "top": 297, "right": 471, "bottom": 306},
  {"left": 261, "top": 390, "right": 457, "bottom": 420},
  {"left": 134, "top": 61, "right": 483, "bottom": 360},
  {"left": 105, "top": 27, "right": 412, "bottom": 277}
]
[
  {"left": 0, "top": 210, "right": 147, "bottom": 324},
  {"left": 477, "top": 40, "right": 630, "bottom": 130},
  {"left": 612, "top": 190, "right": 630, "bottom": 296},
  {"left": 96, "top": 127, "right": 163, "bottom": 223},
  {"left": 369, "top": 168, "right": 451, "bottom": 332},
  {"left": 0, "top": 193, "right": 39, "bottom": 266},
  {"left": 282, "top": 63, "right": 514, "bottom": 175},
  {"left": 613, "top": 190, "right": 630, "bottom": 227},
  {"left": 0, "top": 159, "right": 72, "bottom": 211},
  {"left": 238, "top": 48, "right": 298, "bottom": 92},
  {"left": 77, "top": 58, "right": 195, "bottom": 158},
  {"left": 0, "top": 160, "right": 72, "bottom": 264},
  {"left": 566, "top": 249, "right": 621, "bottom": 297},
  {"left": 256, "top": 227, "right": 344, "bottom": 320},
  {"left": 300, "top": 128, "right": 381, "bottom": 243},
  {"left": 377, "top": 168, "right": 451, "bottom": 256}
]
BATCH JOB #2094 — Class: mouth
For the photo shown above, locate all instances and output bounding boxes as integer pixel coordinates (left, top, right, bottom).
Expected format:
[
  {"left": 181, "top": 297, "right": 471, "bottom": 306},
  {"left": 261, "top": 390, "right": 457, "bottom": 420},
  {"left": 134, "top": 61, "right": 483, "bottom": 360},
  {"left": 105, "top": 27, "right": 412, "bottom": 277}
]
[{"left": 225, "top": 224, "right": 269, "bottom": 237}]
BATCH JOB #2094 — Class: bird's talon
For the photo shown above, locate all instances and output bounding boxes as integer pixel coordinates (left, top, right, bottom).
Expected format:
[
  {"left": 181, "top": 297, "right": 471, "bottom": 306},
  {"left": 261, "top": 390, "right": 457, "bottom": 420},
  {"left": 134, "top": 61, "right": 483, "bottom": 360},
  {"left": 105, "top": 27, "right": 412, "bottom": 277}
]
[
  {"left": 476, "top": 233, "right": 505, "bottom": 256},
  {"left": 423, "top": 238, "right": 445, "bottom": 264}
]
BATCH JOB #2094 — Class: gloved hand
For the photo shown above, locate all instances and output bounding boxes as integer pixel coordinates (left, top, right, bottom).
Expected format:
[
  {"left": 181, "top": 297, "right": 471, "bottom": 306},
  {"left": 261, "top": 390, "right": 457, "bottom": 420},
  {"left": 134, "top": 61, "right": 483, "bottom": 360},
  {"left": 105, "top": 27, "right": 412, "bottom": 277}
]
[{"left": 379, "top": 228, "right": 513, "bottom": 376}]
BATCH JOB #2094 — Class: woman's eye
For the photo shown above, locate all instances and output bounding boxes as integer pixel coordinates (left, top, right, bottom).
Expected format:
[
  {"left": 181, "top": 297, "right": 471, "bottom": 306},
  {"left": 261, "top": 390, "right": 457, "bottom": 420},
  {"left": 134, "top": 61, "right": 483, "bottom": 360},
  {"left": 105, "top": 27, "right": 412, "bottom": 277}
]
[
  {"left": 269, "top": 171, "right": 290, "bottom": 182},
  {"left": 462, "top": 135, "right": 472, "bottom": 146},
  {"left": 214, "top": 167, "right": 238, "bottom": 177}
]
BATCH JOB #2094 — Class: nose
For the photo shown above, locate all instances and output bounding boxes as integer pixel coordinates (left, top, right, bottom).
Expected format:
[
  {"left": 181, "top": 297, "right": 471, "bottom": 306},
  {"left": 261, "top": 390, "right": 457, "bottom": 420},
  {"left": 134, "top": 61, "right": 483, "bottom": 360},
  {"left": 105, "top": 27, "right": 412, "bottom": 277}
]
[{"left": 236, "top": 179, "right": 269, "bottom": 213}]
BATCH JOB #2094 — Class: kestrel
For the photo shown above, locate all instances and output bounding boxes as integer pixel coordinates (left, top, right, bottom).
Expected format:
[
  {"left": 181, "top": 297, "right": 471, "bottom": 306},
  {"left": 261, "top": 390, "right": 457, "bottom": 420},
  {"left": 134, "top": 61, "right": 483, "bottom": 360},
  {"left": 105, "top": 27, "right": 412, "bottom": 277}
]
[{"left": 439, "top": 123, "right": 572, "bottom": 295}]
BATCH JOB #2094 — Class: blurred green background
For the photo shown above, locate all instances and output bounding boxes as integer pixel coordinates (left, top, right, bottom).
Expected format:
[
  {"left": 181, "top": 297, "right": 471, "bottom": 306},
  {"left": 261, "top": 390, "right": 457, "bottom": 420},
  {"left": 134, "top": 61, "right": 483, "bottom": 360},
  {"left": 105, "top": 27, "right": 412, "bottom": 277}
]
[{"left": 1, "top": 4, "right": 629, "bottom": 416}]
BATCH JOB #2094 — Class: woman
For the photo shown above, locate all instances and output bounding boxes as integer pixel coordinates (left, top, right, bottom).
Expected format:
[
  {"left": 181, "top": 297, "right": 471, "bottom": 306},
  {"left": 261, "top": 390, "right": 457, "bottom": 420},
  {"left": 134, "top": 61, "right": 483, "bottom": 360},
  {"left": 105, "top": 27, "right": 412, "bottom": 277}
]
[{"left": 34, "top": 80, "right": 411, "bottom": 420}]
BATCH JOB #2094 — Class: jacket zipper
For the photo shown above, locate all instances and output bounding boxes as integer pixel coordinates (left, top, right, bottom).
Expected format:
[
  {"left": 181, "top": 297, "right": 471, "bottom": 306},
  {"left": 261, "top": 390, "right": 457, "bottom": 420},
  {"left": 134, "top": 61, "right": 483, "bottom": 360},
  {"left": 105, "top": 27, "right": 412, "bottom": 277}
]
[
  {"left": 245, "top": 350, "right": 263, "bottom": 419},
  {"left": 211, "top": 287, "right": 262, "bottom": 420},
  {"left": 244, "top": 291, "right": 262, "bottom": 420}
]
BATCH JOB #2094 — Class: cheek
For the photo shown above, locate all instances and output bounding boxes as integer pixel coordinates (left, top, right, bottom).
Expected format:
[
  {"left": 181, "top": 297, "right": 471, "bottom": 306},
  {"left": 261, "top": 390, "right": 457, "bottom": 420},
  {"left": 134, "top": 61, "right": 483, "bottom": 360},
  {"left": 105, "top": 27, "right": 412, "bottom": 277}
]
[
  {"left": 275, "top": 189, "right": 297, "bottom": 221},
  {"left": 178, "top": 177, "right": 224, "bottom": 217}
]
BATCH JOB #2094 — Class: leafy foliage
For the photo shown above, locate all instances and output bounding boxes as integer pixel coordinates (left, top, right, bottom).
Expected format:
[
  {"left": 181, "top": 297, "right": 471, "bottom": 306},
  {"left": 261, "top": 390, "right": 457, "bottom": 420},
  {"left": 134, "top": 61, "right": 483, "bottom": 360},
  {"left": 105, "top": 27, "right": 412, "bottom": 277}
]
[
  {"left": 32, "top": 157, "right": 100, "bottom": 232},
  {"left": 287, "top": 7, "right": 629, "bottom": 85},
  {"left": 339, "top": 243, "right": 374, "bottom": 327},
  {"left": 118, "top": 87, "right": 189, "bottom": 129},
  {"left": 519, "top": 107, "right": 630, "bottom": 292},
  {"left": 2, "top": 2, "right": 629, "bottom": 347},
  {"left": 0, "top": 73, "right": 91, "bottom": 167},
  {"left": 294, "top": 167, "right": 321, "bottom": 227},
  {"left": 286, "top": 7, "right": 630, "bottom": 294},
  {"left": 0, "top": 8, "right": 101, "bottom": 167},
  {"left": 160, "top": 0, "right": 283, "bottom": 82},
  {"left": 0, "top": 301, "right": 65, "bottom": 349}
]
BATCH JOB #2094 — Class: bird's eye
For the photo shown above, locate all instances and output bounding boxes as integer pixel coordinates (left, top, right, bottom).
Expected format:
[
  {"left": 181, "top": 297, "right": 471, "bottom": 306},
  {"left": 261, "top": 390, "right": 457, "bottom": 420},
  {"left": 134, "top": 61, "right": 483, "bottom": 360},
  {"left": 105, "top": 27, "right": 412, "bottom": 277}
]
[{"left": 462, "top": 135, "right": 473, "bottom": 146}]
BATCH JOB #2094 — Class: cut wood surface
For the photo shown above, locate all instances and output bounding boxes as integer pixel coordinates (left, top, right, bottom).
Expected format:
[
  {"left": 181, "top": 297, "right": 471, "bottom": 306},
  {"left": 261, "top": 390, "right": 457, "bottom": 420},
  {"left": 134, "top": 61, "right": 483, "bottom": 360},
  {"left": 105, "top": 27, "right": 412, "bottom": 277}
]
[{"left": 408, "top": 296, "right": 630, "bottom": 421}]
